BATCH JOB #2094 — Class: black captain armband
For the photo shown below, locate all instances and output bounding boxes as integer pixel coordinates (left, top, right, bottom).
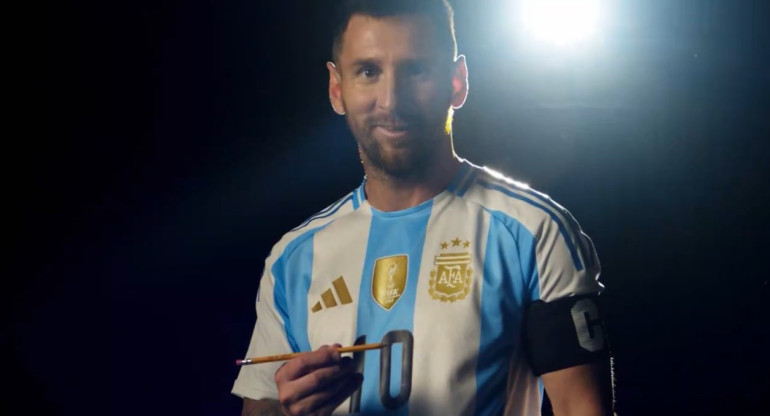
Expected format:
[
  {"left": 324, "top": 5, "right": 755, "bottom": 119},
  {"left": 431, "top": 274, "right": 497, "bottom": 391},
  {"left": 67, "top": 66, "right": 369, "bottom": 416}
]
[{"left": 524, "top": 294, "right": 610, "bottom": 376}]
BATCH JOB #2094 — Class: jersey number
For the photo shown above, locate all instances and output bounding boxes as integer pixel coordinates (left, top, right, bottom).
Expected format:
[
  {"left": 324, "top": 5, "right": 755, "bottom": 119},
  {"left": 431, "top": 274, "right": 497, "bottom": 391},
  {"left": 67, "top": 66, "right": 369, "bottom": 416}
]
[{"left": 349, "top": 330, "right": 414, "bottom": 413}]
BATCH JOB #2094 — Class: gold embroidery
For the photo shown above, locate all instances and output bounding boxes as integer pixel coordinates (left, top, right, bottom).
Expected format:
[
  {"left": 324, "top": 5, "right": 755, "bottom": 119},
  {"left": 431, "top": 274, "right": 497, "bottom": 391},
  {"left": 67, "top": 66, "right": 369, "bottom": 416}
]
[
  {"left": 372, "top": 255, "right": 408, "bottom": 310},
  {"left": 332, "top": 276, "right": 353, "bottom": 304},
  {"left": 321, "top": 289, "right": 337, "bottom": 308},
  {"left": 429, "top": 238, "right": 473, "bottom": 303},
  {"left": 311, "top": 276, "right": 353, "bottom": 313}
]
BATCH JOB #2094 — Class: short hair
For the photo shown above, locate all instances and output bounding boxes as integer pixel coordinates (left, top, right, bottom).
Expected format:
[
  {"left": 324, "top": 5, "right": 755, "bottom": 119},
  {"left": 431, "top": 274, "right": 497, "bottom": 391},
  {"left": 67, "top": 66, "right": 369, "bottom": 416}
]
[{"left": 331, "top": 0, "right": 458, "bottom": 64}]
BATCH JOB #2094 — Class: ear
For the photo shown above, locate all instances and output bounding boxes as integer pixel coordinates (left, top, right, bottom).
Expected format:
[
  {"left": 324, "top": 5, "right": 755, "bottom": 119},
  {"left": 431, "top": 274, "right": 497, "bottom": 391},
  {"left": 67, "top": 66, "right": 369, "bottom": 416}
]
[
  {"left": 450, "top": 55, "right": 469, "bottom": 109},
  {"left": 327, "top": 62, "right": 346, "bottom": 115}
]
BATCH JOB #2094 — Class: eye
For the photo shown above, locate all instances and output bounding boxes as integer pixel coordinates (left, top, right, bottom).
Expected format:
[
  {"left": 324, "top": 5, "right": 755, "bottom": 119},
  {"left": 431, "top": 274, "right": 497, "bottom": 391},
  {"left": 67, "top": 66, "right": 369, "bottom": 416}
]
[
  {"left": 357, "top": 65, "right": 380, "bottom": 79},
  {"left": 406, "top": 62, "right": 425, "bottom": 76}
]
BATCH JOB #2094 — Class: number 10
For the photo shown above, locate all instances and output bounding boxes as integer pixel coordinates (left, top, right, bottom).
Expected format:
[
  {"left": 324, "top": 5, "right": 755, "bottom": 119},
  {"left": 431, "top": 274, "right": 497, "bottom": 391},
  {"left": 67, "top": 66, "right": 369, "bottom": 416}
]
[{"left": 348, "top": 330, "right": 414, "bottom": 413}]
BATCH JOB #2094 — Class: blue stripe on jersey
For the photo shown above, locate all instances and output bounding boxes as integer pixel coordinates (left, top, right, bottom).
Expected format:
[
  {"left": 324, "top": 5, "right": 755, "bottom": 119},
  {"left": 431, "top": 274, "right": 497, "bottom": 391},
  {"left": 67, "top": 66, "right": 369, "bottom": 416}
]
[
  {"left": 272, "top": 226, "right": 330, "bottom": 353},
  {"left": 476, "top": 209, "right": 540, "bottom": 416},
  {"left": 355, "top": 201, "right": 433, "bottom": 415},
  {"left": 353, "top": 182, "right": 364, "bottom": 209},
  {"left": 291, "top": 194, "right": 352, "bottom": 232},
  {"left": 477, "top": 179, "right": 584, "bottom": 271},
  {"left": 538, "top": 379, "right": 545, "bottom": 411},
  {"left": 518, "top": 187, "right": 589, "bottom": 261}
]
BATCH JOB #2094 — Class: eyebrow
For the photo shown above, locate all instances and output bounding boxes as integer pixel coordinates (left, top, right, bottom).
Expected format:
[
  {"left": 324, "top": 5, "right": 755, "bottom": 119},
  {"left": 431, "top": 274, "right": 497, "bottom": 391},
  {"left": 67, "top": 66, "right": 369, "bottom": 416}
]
[
  {"left": 349, "top": 58, "right": 382, "bottom": 69},
  {"left": 349, "top": 56, "right": 429, "bottom": 68}
]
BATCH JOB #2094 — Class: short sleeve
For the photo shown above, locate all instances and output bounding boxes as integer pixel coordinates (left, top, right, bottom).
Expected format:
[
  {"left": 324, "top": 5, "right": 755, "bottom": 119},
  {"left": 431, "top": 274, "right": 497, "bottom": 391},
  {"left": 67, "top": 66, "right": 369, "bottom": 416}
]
[
  {"left": 523, "top": 212, "right": 609, "bottom": 375},
  {"left": 533, "top": 211, "right": 602, "bottom": 303},
  {"left": 231, "top": 260, "right": 293, "bottom": 400}
]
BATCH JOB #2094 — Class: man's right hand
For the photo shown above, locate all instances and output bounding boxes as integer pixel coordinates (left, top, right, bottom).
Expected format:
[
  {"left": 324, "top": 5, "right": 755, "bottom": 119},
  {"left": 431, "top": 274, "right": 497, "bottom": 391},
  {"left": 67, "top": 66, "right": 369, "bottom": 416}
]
[{"left": 274, "top": 344, "right": 363, "bottom": 416}]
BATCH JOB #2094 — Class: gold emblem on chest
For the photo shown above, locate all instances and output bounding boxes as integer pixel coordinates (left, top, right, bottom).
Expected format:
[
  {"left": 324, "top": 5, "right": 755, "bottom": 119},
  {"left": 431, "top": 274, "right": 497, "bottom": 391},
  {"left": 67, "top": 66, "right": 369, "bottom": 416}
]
[
  {"left": 429, "top": 238, "right": 473, "bottom": 302},
  {"left": 371, "top": 255, "right": 408, "bottom": 310}
]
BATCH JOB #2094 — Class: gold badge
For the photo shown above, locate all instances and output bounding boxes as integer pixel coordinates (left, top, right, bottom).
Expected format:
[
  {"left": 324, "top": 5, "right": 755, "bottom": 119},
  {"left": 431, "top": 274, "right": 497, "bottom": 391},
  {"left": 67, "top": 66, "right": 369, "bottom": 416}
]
[
  {"left": 429, "top": 238, "right": 473, "bottom": 302},
  {"left": 372, "top": 255, "right": 408, "bottom": 310}
]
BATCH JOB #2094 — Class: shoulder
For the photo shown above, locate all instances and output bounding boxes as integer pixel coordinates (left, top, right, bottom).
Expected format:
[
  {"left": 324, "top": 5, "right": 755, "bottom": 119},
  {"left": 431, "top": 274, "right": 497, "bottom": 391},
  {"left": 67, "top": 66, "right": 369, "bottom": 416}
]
[
  {"left": 267, "top": 187, "right": 365, "bottom": 264},
  {"left": 458, "top": 162, "right": 577, "bottom": 237},
  {"left": 458, "top": 162, "right": 599, "bottom": 276}
]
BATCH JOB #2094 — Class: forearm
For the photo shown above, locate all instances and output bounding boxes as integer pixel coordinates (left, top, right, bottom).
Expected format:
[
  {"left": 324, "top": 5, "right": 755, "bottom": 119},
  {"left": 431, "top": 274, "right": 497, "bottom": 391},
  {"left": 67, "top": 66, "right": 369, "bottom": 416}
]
[
  {"left": 542, "top": 361, "right": 614, "bottom": 416},
  {"left": 242, "top": 398, "right": 283, "bottom": 416},
  {"left": 549, "top": 396, "right": 606, "bottom": 416}
]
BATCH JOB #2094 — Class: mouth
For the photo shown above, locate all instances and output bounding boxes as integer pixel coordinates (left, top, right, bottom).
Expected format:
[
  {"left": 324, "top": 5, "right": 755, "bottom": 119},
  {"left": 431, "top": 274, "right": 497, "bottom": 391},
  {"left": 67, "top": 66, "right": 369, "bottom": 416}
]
[{"left": 372, "top": 124, "right": 413, "bottom": 139}]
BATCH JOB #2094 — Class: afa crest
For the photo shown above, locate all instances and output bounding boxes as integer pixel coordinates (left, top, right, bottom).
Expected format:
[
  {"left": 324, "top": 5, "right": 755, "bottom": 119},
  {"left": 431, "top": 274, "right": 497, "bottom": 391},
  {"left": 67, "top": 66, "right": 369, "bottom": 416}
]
[{"left": 429, "top": 237, "right": 473, "bottom": 302}]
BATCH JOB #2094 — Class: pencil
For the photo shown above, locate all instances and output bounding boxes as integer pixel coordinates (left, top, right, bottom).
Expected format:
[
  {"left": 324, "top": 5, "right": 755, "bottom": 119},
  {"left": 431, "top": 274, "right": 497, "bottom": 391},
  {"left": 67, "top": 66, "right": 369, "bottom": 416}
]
[{"left": 236, "top": 343, "right": 385, "bottom": 365}]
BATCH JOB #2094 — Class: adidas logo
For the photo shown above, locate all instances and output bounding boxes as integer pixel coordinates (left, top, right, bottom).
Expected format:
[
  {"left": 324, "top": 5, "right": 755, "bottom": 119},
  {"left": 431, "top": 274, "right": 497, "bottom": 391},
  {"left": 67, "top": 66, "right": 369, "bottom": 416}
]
[{"left": 311, "top": 276, "right": 353, "bottom": 313}]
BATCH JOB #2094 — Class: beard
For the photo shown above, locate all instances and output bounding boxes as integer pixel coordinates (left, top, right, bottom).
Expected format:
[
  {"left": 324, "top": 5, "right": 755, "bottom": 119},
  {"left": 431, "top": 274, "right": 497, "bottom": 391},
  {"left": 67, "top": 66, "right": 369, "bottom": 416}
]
[{"left": 347, "top": 111, "right": 445, "bottom": 180}]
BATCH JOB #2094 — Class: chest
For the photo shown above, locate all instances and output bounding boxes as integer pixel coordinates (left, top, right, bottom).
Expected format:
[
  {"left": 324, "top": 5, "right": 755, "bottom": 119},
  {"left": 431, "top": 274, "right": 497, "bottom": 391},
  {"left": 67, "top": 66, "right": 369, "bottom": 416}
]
[{"left": 303, "top": 204, "right": 527, "bottom": 351}]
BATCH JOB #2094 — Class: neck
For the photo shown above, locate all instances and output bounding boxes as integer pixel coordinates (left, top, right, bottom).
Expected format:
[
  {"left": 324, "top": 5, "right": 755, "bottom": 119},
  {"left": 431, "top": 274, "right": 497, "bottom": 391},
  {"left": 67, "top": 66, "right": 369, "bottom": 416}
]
[{"left": 362, "top": 142, "right": 461, "bottom": 212}]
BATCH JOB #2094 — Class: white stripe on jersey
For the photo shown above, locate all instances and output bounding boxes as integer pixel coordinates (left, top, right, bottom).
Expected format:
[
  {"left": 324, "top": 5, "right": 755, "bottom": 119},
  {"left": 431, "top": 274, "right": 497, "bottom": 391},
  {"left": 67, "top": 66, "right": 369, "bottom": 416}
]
[{"left": 407, "top": 193, "right": 491, "bottom": 415}]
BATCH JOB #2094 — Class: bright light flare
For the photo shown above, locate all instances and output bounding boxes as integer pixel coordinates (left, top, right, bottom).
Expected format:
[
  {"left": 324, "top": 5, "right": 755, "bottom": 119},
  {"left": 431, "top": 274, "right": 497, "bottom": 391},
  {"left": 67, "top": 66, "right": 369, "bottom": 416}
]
[{"left": 521, "top": 0, "right": 604, "bottom": 47}]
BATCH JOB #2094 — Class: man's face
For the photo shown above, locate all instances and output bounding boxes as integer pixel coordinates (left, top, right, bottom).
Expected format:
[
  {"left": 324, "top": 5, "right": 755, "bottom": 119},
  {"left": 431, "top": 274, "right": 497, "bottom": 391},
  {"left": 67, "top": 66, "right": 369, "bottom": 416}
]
[{"left": 328, "top": 14, "right": 460, "bottom": 178}]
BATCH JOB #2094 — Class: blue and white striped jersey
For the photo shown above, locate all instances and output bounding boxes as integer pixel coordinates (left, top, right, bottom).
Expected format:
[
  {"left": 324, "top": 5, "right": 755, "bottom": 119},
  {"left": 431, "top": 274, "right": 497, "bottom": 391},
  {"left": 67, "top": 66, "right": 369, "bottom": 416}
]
[{"left": 232, "top": 160, "right": 603, "bottom": 415}]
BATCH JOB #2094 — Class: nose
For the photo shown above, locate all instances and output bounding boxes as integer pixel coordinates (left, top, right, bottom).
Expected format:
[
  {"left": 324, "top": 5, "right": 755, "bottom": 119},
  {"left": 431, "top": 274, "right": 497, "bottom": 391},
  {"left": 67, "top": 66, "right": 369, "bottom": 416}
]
[{"left": 376, "top": 71, "right": 402, "bottom": 112}]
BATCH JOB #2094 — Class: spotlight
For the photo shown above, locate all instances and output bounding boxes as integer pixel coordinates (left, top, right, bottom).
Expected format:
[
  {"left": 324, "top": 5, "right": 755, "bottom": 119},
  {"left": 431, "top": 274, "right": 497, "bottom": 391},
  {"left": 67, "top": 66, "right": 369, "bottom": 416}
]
[{"left": 521, "top": 0, "right": 604, "bottom": 47}]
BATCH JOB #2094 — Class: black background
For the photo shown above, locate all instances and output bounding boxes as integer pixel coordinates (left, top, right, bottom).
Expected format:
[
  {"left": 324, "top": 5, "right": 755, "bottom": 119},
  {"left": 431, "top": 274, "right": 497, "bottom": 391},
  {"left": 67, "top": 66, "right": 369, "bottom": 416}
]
[{"left": 9, "top": 0, "right": 769, "bottom": 414}]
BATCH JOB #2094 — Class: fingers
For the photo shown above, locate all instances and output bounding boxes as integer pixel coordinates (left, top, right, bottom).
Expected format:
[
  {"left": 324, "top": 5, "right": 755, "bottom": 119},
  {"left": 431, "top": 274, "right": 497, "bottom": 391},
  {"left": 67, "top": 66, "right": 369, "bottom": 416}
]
[
  {"left": 286, "top": 371, "right": 363, "bottom": 416},
  {"left": 307, "top": 372, "right": 364, "bottom": 416},
  {"left": 276, "top": 344, "right": 342, "bottom": 382},
  {"left": 275, "top": 344, "right": 363, "bottom": 416},
  {"left": 279, "top": 356, "right": 354, "bottom": 406}
]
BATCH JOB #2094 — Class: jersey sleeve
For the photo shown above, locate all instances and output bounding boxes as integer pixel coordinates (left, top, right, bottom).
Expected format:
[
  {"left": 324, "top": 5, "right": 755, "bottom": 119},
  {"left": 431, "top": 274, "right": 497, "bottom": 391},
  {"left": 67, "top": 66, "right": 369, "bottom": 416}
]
[
  {"left": 231, "top": 258, "right": 293, "bottom": 400},
  {"left": 533, "top": 210, "right": 602, "bottom": 303},
  {"left": 523, "top": 210, "right": 609, "bottom": 376}
]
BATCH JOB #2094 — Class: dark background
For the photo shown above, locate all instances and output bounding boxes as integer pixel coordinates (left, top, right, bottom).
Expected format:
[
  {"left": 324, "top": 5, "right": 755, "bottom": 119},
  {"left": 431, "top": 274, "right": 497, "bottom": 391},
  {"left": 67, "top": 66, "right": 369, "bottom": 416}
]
[{"left": 8, "top": 0, "right": 768, "bottom": 414}]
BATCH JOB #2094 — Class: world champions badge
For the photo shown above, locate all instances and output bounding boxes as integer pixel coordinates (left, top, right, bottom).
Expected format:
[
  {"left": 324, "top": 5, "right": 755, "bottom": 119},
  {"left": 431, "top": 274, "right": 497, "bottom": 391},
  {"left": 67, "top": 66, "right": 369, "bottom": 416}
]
[{"left": 372, "top": 255, "right": 408, "bottom": 310}]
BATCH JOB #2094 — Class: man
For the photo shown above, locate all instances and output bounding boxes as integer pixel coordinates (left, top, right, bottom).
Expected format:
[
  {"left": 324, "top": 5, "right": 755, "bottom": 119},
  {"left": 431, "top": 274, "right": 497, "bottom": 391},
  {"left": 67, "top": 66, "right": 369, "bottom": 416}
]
[{"left": 233, "top": 1, "right": 613, "bottom": 415}]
